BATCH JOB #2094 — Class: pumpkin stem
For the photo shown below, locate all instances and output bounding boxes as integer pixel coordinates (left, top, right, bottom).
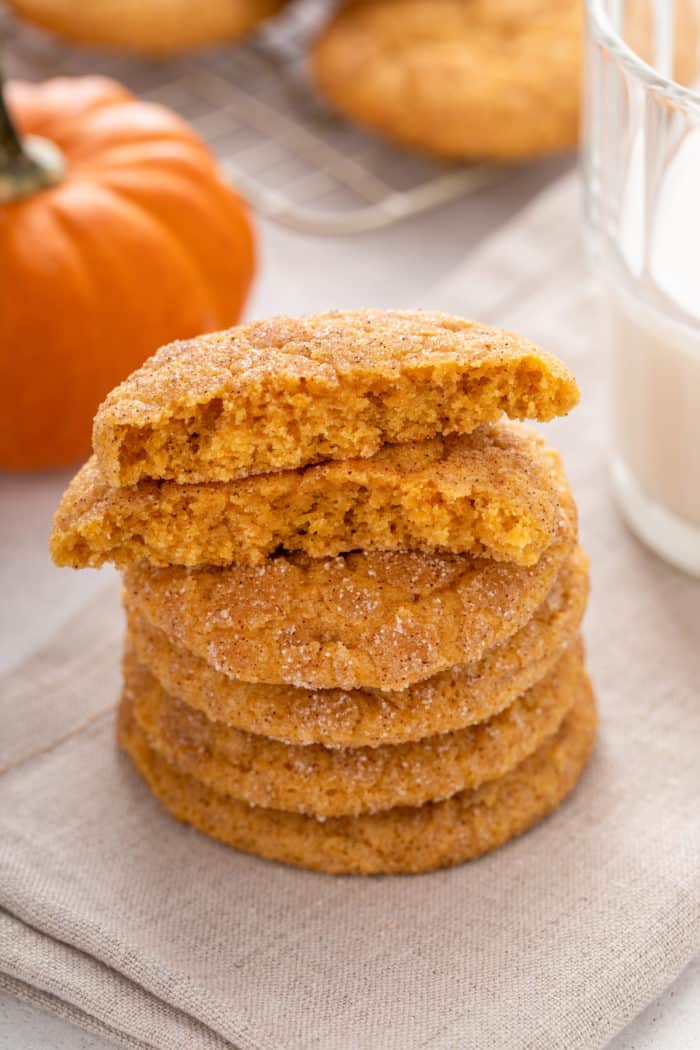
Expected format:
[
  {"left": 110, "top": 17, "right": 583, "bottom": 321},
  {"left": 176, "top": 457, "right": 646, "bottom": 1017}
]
[{"left": 0, "top": 59, "right": 65, "bottom": 203}]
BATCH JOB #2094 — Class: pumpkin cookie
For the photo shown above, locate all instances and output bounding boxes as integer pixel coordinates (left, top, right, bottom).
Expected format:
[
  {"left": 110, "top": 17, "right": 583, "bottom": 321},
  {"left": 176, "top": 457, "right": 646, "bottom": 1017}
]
[
  {"left": 313, "top": 0, "right": 698, "bottom": 162},
  {"left": 312, "top": 0, "right": 584, "bottom": 160},
  {"left": 117, "top": 674, "right": 597, "bottom": 874},
  {"left": 123, "top": 452, "right": 576, "bottom": 692},
  {"left": 126, "top": 639, "right": 582, "bottom": 817},
  {"left": 8, "top": 0, "right": 288, "bottom": 56},
  {"left": 127, "top": 546, "right": 588, "bottom": 746},
  {"left": 93, "top": 310, "right": 579, "bottom": 485},
  {"left": 52, "top": 423, "right": 563, "bottom": 569}
]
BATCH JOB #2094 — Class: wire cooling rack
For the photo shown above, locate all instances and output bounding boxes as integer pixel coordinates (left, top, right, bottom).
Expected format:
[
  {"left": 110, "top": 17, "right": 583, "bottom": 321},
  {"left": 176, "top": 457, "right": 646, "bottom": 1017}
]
[{"left": 1, "top": 1, "right": 502, "bottom": 234}]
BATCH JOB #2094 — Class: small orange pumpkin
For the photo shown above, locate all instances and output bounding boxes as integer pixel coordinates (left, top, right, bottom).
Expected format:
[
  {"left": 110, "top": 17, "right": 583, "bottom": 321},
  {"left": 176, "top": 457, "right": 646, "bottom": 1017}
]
[{"left": 0, "top": 74, "right": 255, "bottom": 470}]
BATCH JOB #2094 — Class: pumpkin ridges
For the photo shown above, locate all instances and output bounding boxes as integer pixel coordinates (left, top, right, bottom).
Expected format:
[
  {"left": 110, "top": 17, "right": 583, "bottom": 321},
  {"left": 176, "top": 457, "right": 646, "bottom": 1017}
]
[
  {"left": 96, "top": 165, "right": 255, "bottom": 325},
  {"left": 1, "top": 184, "right": 217, "bottom": 468},
  {"left": 0, "top": 203, "right": 107, "bottom": 463},
  {"left": 202, "top": 183, "right": 256, "bottom": 322},
  {"left": 10, "top": 84, "right": 217, "bottom": 173},
  {"left": 1, "top": 76, "right": 255, "bottom": 469},
  {"left": 56, "top": 176, "right": 221, "bottom": 334},
  {"left": 38, "top": 103, "right": 217, "bottom": 164},
  {"left": 7, "top": 77, "right": 134, "bottom": 136},
  {"left": 71, "top": 141, "right": 224, "bottom": 179}
]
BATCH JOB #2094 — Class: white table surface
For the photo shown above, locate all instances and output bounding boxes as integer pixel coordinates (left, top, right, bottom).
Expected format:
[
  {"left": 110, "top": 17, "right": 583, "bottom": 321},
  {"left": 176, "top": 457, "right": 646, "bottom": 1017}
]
[{"left": 1, "top": 159, "right": 698, "bottom": 1049}]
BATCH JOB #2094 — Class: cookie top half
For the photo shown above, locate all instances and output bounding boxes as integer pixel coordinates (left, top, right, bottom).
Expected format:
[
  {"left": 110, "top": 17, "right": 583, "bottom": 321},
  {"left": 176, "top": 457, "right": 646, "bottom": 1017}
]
[{"left": 92, "top": 309, "right": 579, "bottom": 485}]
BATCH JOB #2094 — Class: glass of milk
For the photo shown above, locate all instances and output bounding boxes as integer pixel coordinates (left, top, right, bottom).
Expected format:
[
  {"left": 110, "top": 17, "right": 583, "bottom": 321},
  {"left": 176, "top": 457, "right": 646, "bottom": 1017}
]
[{"left": 583, "top": 0, "right": 700, "bottom": 575}]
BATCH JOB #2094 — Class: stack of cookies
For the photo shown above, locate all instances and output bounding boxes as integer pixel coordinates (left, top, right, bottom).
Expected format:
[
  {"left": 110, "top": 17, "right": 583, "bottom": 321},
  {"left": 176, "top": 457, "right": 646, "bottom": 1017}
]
[{"left": 51, "top": 309, "right": 596, "bottom": 875}]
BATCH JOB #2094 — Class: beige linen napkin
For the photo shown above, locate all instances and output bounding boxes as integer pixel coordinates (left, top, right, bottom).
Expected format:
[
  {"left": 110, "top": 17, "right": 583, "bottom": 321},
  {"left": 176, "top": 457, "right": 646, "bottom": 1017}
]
[{"left": 1, "top": 174, "right": 699, "bottom": 1050}]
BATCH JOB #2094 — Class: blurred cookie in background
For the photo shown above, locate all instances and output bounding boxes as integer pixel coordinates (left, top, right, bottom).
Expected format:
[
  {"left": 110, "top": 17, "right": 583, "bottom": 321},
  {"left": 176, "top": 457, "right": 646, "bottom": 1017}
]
[
  {"left": 6, "top": 0, "right": 289, "bottom": 55},
  {"left": 312, "top": 0, "right": 698, "bottom": 161}
]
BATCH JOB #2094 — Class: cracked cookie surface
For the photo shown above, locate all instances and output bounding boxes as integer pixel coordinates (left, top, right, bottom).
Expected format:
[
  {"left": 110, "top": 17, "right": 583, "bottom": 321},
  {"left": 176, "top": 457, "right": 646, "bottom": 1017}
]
[
  {"left": 313, "top": 0, "right": 583, "bottom": 160},
  {"left": 312, "top": 0, "right": 697, "bottom": 160},
  {"left": 93, "top": 309, "right": 579, "bottom": 485}
]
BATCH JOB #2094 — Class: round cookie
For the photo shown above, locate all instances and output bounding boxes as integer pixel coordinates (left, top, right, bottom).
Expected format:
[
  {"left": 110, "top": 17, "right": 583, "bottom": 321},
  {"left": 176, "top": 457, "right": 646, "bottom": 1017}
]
[
  {"left": 126, "top": 546, "right": 589, "bottom": 746},
  {"left": 123, "top": 447, "right": 576, "bottom": 692},
  {"left": 117, "top": 677, "right": 597, "bottom": 875},
  {"left": 8, "top": 0, "right": 287, "bottom": 56},
  {"left": 312, "top": 0, "right": 584, "bottom": 160},
  {"left": 51, "top": 423, "right": 563, "bottom": 570},
  {"left": 312, "top": 0, "right": 698, "bottom": 163},
  {"left": 92, "top": 309, "right": 579, "bottom": 486},
  {"left": 126, "top": 640, "right": 582, "bottom": 817}
]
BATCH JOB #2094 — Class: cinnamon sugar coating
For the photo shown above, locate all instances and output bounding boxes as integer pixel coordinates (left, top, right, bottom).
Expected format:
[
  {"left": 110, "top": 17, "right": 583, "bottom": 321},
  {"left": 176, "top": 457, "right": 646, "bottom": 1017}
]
[
  {"left": 127, "top": 547, "right": 588, "bottom": 746},
  {"left": 123, "top": 446, "right": 576, "bottom": 691},
  {"left": 92, "top": 310, "right": 579, "bottom": 486},
  {"left": 312, "top": 0, "right": 697, "bottom": 161},
  {"left": 117, "top": 676, "right": 597, "bottom": 874},
  {"left": 126, "top": 639, "right": 582, "bottom": 817},
  {"left": 312, "top": 0, "right": 583, "bottom": 160},
  {"left": 51, "top": 424, "right": 561, "bottom": 569}
]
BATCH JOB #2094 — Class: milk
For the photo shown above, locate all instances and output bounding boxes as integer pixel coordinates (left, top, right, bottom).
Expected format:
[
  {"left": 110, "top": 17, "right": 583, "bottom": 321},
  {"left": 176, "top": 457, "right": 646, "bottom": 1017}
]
[{"left": 606, "top": 125, "right": 700, "bottom": 574}]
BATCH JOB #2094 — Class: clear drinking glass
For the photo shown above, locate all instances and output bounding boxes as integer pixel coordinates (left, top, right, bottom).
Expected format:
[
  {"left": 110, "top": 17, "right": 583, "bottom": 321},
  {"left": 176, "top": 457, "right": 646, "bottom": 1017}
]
[{"left": 583, "top": 0, "right": 700, "bottom": 575}]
